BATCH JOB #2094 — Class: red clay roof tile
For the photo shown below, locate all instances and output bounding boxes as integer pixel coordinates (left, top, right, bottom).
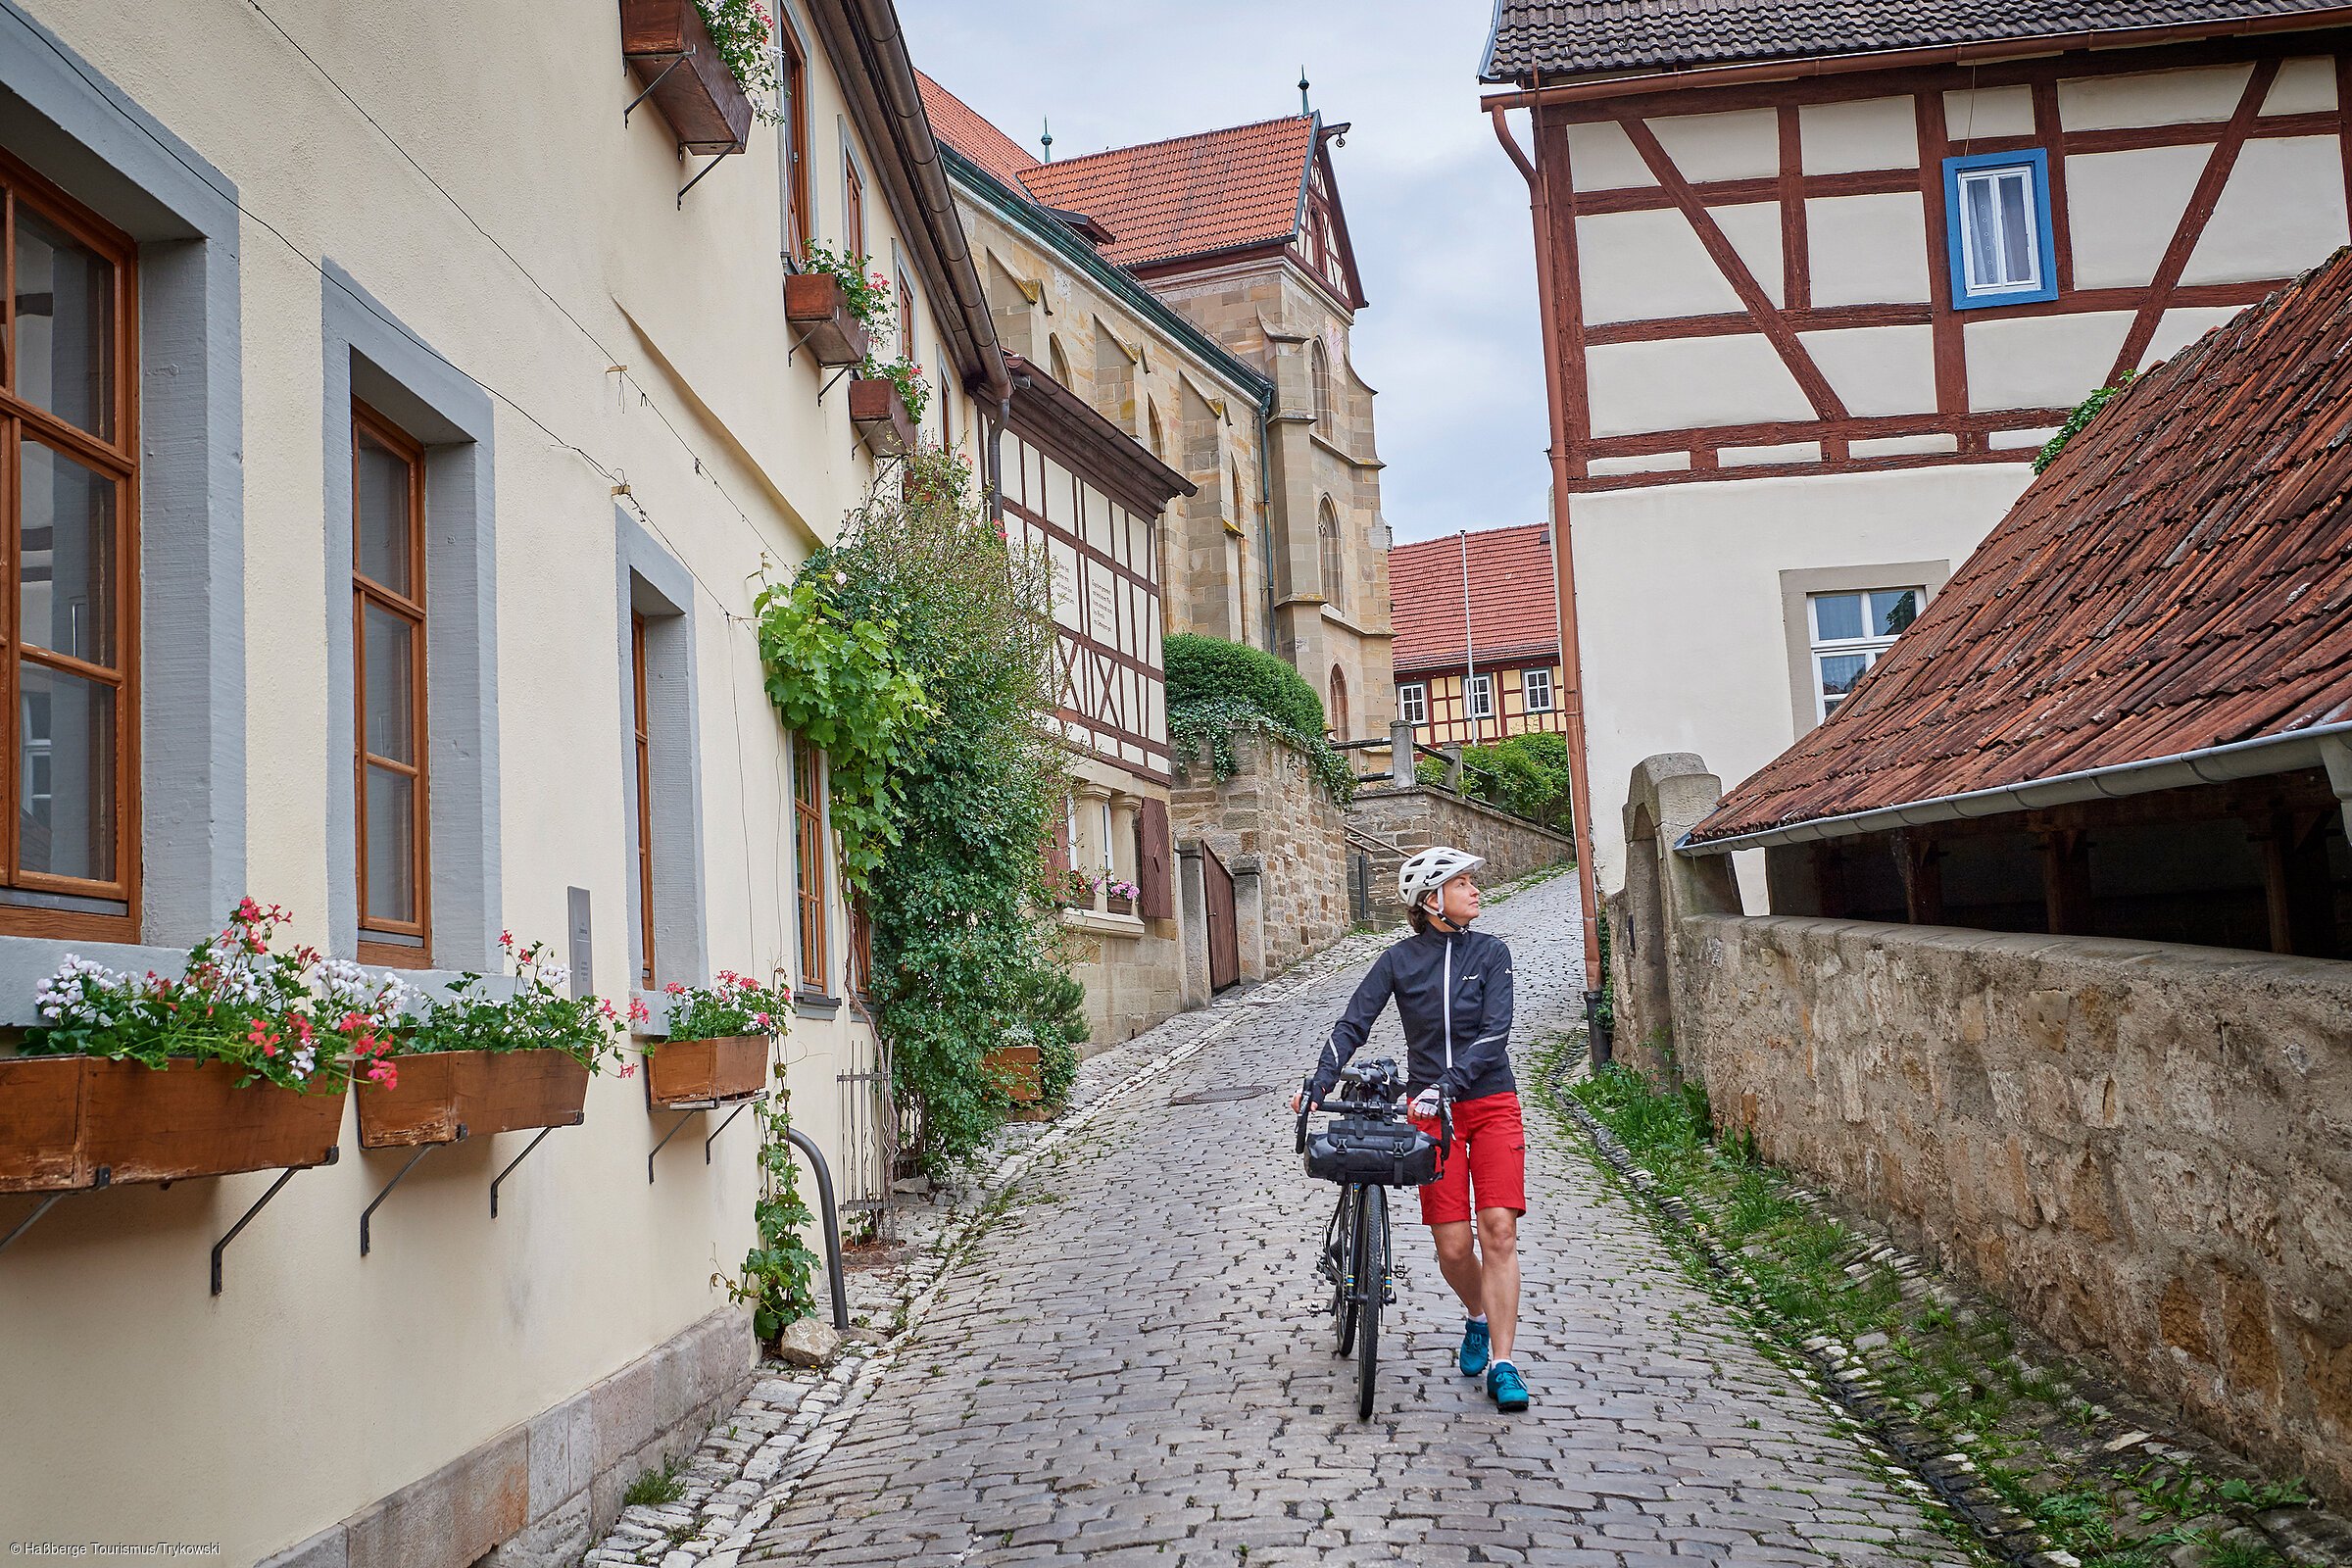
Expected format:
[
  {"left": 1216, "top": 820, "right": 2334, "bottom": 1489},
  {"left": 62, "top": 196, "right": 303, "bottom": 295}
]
[
  {"left": 1690, "top": 247, "right": 2352, "bottom": 845},
  {"left": 914, "top": 71, "right": 1042, "bottom": 193},
  {"left": 1390, "top": 523, "right": 1562, "bottom": 674},
  {"left": 1019, "top": 117, "right": 1315, "bottom": 271}
]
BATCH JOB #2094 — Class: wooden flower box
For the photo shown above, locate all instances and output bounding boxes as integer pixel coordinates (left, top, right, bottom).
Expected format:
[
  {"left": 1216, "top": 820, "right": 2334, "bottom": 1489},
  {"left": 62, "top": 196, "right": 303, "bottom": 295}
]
[
  {"left": 982, "top": 1044, "right": 1042, "bottom": 1105},
  {"left": 1105, "top": 894, "right": 1136, "bottom": 917},
  {"left": 0, "top": 1055, "right": 346, "bottom": 1194},
  {"left": 646, "top": 1034, "right": 768, "bottom": 1108},
  {"left": 618, "top": 0, "right": 754, "bottom": 155},
  {"left": 785, "top": 273, "right": 871, "bottom": 367},
  {"left": 849, "top": 378, "right": 917, "bottom": 456},
  {"left": 356, "top": 1049, "right": 590, "bottom": 1150}
]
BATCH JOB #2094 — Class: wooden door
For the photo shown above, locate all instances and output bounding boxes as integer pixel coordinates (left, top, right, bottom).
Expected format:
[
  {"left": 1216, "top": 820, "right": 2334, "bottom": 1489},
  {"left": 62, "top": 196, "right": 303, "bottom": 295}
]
[{"left": 1203, "top": 843, "right": 1240, "bottom": 992}]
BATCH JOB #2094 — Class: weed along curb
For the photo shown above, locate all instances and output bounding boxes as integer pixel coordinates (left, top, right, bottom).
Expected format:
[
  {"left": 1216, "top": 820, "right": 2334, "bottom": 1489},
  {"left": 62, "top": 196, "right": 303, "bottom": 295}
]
[{"left": 1532, "top": 1032, "right": 2352, "bottom": 1568}]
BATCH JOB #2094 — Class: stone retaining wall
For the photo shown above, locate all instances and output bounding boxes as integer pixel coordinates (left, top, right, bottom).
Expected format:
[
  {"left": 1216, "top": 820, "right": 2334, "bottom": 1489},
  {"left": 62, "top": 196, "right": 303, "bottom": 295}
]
[
  {"left": 1616, "top": 754, "right": 2352, "bottom": 1504},
  {"left": 1171, "top": 728, "right": 1348, "bottom": 977},
  {"left": 1346, "top": 786, "right": 1576, "bottom": 923}
]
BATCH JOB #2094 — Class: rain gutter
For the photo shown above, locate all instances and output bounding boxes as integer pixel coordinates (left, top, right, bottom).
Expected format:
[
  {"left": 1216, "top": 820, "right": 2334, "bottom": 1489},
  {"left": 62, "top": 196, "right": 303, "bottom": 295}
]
[{"left": 1676, "top": 721, "right": 2352, "bottom": 857}]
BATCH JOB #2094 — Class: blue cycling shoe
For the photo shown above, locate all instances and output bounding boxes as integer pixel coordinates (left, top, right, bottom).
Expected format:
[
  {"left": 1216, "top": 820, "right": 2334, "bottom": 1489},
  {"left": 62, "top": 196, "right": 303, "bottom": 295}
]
[
  {"left": 1488, "top": 1360, "right": 1531, "bottom": 1412},
  {"left": 1457, "top": 1319, "right": 1491, "bottom": 1378}
]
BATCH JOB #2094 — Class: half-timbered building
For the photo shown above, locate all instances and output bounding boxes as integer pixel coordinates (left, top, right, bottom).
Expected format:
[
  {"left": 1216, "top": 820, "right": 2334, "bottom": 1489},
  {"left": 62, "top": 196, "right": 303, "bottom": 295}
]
[
  {"left": 918, "top": 72, "right": 1397, "bottom": 743},
  {"left": 1390, "top": 523, "right": 1566, "bottom": 747},
  {"left": 1482, "top": 0, "right": 2352, "bottom": 915},
  {"left": 1000, "top": 353, "right": 1199, "bottom": 1043}
]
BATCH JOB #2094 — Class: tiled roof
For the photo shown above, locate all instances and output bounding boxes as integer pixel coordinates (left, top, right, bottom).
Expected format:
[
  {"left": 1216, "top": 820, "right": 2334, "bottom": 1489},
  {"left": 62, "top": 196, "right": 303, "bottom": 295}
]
[
  {"left": 1390, "top": 523, "right": 1561, "bottom": 674},
  {"left": 913, "top": 71, "right": 1041, "bottom": 192},
  {"left": 1690, "top": 248, "right": 2352, "bottom": 846},
  {"left": 1481, "top": 1, "right": 2348, "bottom": 84},
  {"left": 1020, "top": 117, "right": 1316, "bottom": 271}
]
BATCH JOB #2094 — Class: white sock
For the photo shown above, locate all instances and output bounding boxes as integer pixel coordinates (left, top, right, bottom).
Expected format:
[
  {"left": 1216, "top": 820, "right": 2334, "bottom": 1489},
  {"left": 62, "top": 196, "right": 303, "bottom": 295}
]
[
  {"left": 1469, "top": 1314, "right": 1488, "bottom": 1325},
  {"left": 1490, "top": 1357, "right": 1519, "bottom": 1371}
]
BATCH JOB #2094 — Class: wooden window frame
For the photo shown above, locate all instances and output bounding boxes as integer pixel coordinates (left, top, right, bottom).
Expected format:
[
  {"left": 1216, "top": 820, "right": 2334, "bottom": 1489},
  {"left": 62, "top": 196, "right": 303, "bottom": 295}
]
[
  {"left": 630, "top": 612, "right": 656, "bottom": 989},
  {"left": 778, "top": 25, "right": 811, "bottom": 260},
  {"left": 1468, "top": 672, "right": 1495, "bottom": 721},
  {"left": 1523, "top": 667, "right": 1554, "bottom": 713},
  {"left": 1943, "top": 149, "right": 2058, "bottom": 309},
  {"left": 1397, "top": 682, "right": 1427, "bottom": 726},
  {"left": 1808, "top": 586, "right": 1923, "bottom": 722},
  {"left": 352, "top": 400, "right": 432, "bottom": 966},
  {"left": 792, "top": 740, "right": 828, "bottom": 994},
  {"left": 843, "top": 152, "right": 866, "bottom": 261},
  {"left": 0, "top": 151, "right": 141, "bottom": 941}
]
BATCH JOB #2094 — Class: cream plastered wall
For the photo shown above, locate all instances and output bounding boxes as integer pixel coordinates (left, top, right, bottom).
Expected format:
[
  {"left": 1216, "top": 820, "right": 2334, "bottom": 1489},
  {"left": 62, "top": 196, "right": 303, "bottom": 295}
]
[
  {"left": 1, "top": 0, "right": 980, "bottom": 1559},
  {"left": 1568, "top": 59, "right": 2350, "bottom": 447},
  {"left": 1568, "top": 464, "right": 2035, "bottom": 906}
]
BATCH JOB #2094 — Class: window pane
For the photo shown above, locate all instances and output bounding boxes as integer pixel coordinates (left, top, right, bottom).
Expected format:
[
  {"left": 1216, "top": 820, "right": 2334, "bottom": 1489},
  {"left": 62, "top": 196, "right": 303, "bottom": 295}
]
[
  {"left": 13, "top": 209, "right": 116, "bottom": 441},
  {"left": 1525, "top": 670, "right": 1552, "bottom": 710},
  {"left": 1873, "top": 589, "right": 1922, "bottom": 636},
  {"left": 1997, "top": 172, "right": 2035, "bottom": 286},
  {"left": 19, "top": 440, "right": 117, "bottom": 667},
  {"left": 1812, "top": 592, "right": 1865, "bottom": 642},
  {"left": 355, "top": 427, "right": 415, "bottom": 597},
  {"left": 1819, "top": 651, "right": 1873, "bottom": 704},
  {"left": 18, "top": 659, "right": 115, "bottom": 882},
  {"left": 363, "top": 602, "right": 416, "bottom": 764},
  {"left": 1963, "top": 174, "right": 1999, "bottom": 291},
  {"left": 363, "top": 763, "right": 416, "bottom": 925}
]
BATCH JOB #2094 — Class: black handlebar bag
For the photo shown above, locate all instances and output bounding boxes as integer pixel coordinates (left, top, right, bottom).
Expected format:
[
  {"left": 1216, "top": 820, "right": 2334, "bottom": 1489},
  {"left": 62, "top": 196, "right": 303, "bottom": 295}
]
[{"left": 1304, "top": 1115, "right": 1444, "bottom": 1187}]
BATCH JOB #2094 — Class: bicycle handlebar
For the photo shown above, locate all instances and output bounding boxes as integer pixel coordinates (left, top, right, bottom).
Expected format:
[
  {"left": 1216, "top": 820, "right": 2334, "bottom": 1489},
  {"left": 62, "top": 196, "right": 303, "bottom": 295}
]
[{"left": 1296, "top": 1076, "right": 1454, "bottom": 1166}]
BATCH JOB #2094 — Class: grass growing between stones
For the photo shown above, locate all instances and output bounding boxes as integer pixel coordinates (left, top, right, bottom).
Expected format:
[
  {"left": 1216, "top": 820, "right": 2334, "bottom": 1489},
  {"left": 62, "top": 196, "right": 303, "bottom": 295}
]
[
  {"left": 1540, "top": 1041, "right": 2336, "bottom": 1568},
  {"left": 622, "top": 1453, "right": 689, "bottom": 1508}
]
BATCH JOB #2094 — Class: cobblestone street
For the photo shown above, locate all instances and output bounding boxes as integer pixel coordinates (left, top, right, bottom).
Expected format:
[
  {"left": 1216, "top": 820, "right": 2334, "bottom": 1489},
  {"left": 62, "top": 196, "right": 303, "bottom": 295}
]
[{"left": 652, "top": 874, "right": 1982, "bottom": 1566}]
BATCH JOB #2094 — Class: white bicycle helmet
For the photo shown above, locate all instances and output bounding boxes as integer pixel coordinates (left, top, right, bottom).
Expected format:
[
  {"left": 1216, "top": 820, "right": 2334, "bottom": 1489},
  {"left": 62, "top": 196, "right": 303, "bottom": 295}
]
[{"left": 1398, "top": 846, "right": 1485, "bottom": 908}]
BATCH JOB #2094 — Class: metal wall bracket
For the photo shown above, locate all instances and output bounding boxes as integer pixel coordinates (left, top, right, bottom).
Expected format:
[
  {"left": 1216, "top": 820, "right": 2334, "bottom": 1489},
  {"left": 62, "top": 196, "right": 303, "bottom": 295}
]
[
  {"left": 1, "top": 1170, "right": 105, "bottom": 1259},
  {"left": 704, "top": 1098, "right": 755, "bottom": 1162},
  {"left": 815, "top": 363, "right": 856, "bottom": 406},
  {"left": 676, "top": 150, "right": 734, "bottom": 209},
  {"left": 622, "top": 49, "right": 691, "bottom": 128},
  {"left": 648, "top": 1092, "right": 765, "bottom": 1184},
  {"left": 360, "top": 1130, "right": 465, "bottom": 1257},
  {"left": 213, "top": 1151, "right": 334, "bottom": 1296},
  {"left": 490, "top": 1126, "right": 561, "bottom": 1219}
]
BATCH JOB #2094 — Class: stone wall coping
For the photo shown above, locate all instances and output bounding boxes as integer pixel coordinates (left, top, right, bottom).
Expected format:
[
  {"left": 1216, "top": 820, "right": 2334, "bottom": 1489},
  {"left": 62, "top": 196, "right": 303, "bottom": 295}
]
[
  {"left": 1684, "top": 911, "right": 2352, "bottom": 991},
  {"left": 1349, "top": 784, "right": 1578, "bottom": 849}
]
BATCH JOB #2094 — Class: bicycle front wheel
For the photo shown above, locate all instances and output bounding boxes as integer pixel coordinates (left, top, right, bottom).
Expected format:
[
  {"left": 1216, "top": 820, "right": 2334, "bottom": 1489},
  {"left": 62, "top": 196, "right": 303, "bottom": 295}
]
[
  {"left": 1354, "top": 1184, "right": 1388, "bottom": 1420},
  {"left": 1332, "top": 1186, "right": 1359, "bottom": 1355}
]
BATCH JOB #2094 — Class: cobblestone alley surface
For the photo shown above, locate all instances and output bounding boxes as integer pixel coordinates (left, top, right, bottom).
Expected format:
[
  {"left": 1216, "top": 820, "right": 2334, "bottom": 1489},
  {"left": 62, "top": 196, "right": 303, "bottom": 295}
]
[{"left": 735, "top": 873, "right": 1978, "bottom": 1566}]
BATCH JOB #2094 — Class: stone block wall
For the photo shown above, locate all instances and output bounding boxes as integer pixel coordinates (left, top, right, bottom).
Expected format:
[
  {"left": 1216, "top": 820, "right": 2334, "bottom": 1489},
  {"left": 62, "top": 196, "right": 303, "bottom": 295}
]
[
  {"left": 260, "top": 1305, "right": 756, "bottom": 1568},
  {"left": 1346, "top": 786, "right": 1577, "bottom": 924},
  {"left": 1672, "top": 912, "right": 2352, "bottom": 1503},
  {"left": 1061, "top": 916, "right": 1187, "bottom": 1054},
  {"left": 1171, "top": 727, "right": 1348, "bottom": 976}
]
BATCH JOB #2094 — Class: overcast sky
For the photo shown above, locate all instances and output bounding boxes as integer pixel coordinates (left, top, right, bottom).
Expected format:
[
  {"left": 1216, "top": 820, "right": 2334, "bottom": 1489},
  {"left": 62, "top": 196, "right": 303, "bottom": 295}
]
[{"left": 896, "top": 0, "right": 1549, "bottom": 545}]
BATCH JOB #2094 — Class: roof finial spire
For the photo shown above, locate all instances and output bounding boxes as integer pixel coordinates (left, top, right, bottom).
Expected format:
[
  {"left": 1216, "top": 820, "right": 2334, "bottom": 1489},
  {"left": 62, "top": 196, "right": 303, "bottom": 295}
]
[
  {"left": 1298, "top": 68, "right": 1311, "bottom": 116},
  {"left": 1040, "top": 117, "right": 1053, "bottom": 162}
]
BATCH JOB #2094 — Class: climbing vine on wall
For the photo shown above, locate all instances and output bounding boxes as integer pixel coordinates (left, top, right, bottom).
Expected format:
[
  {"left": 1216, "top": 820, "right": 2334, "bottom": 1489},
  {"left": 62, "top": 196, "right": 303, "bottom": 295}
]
[{"left": 757, "top": 447, "right": 1079, "bottom": 1174}]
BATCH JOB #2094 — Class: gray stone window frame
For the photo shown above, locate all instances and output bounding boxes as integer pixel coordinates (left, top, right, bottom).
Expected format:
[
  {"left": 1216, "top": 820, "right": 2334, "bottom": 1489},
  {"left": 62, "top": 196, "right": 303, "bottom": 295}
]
[
  {"left": 616, "top": 509, "right": 710, "bottom": 1031},
  {"left": 0, "top": 1, "right": 246, "bottom": 1019},
  {"left": 320, "top": 261, "right": 501, "bottom": 974},
  {"left": 1779, "top": 560, "right": 1951, "bottom": 737}
]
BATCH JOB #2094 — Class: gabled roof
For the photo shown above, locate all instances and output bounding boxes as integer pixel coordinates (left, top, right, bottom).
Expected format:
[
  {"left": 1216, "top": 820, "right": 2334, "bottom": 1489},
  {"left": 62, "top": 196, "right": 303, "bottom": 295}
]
[
  {"left": 913, "top": 70, "right": 1040, "bottom": 191},
  {"left": 1479, "top": 0, "right": 2351, "bottom": 86},
  {"left": 1390, "top": 523, "right": 1560, "bottom": 674},
  {"left": 1689, "top": 247, "right": 2352, "bottom": 850},
  {"left": 1021, "top": 116, "right": 1320, "bottom": 274}
]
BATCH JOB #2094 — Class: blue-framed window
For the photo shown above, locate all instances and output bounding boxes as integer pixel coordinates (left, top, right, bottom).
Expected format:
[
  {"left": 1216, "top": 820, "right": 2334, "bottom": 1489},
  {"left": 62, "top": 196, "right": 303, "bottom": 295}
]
[{"left": 1942, "top": 149, "right": 2058, "bottom": 309}]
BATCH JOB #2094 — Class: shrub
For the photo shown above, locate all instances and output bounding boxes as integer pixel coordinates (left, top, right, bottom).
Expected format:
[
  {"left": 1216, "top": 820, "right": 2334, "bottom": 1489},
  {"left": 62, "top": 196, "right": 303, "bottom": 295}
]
[
  {"left": 1425, "top": 731, "right": 1575, "bottom": 832},
  {"left": 1165, "top": 633, "right": 1326, "bottom": 736}
]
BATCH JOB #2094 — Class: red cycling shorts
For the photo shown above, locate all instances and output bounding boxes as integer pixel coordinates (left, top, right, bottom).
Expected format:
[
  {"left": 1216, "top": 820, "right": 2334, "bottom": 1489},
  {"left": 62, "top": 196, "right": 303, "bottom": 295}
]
[{"left": 1412, "top": 1090, "right": 1528, "bottom": 1226}]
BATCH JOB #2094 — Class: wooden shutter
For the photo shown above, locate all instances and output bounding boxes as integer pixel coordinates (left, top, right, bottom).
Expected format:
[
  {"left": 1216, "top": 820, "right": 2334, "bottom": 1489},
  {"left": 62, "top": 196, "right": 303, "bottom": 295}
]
[
  {"left": 1045, "top": 802, "right": 1070, "bottom": 874},
  {"left": 1137, "top": 797, "right": 1174, "bottom": 919}
]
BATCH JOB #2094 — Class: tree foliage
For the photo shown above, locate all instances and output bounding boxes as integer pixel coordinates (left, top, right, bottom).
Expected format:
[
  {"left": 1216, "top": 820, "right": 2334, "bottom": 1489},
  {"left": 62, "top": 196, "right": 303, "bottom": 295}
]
[{"left": 1421, "top": 730, "right": 1575, "bottom": 833}]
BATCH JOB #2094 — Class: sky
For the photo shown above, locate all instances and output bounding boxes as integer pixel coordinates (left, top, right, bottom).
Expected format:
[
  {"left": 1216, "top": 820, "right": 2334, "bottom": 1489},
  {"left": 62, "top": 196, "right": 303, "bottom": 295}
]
[{"left": 894, "top": 0, "right": 1550, "bottom": 545}]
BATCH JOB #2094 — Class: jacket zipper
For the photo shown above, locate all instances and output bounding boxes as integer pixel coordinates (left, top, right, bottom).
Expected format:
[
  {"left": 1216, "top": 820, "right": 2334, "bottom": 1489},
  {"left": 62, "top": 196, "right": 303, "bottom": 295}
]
[{"left": 1441, "top": 935, "right": 1453, "bottom": 1078}]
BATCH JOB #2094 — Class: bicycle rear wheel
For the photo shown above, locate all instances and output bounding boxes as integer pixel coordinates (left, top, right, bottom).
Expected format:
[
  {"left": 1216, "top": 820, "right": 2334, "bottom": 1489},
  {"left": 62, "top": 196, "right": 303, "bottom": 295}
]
[
  {"left": 1332, "top": 1186, "right": 1359, "bottom": 1354},
  {"left": 1354, "top": 1184, "right": 1387, "bottom": 1420}
]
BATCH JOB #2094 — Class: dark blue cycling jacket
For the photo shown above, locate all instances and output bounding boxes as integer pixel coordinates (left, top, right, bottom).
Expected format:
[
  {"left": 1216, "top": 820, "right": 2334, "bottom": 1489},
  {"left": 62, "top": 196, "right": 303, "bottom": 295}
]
[{"left": 1307, "top": 925, "right": 1516, "bottom": 1105}]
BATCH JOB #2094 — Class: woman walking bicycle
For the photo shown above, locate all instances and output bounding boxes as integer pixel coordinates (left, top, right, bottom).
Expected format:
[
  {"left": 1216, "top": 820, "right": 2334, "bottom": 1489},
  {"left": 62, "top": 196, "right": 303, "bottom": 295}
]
[{"left": 1292, "top": 846, "right": 1531, "bottom": 1412}]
